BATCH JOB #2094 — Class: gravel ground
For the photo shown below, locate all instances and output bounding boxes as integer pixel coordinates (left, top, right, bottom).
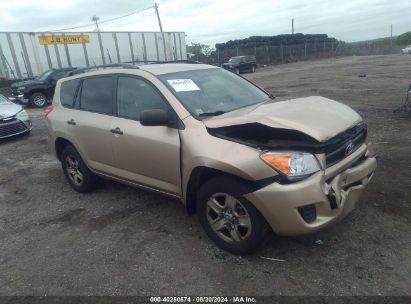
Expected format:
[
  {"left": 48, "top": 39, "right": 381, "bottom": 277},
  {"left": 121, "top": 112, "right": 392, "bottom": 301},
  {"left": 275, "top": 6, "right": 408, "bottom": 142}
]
[{"left": 0, "top": 54, "right": 410, "bottom": 296}]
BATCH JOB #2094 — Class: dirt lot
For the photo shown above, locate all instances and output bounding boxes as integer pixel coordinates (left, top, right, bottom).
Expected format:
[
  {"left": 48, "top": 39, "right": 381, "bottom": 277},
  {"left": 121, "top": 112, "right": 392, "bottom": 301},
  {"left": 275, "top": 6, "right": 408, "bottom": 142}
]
[{"left": 0, "top": 54, "right": 410, "bottom": 296}]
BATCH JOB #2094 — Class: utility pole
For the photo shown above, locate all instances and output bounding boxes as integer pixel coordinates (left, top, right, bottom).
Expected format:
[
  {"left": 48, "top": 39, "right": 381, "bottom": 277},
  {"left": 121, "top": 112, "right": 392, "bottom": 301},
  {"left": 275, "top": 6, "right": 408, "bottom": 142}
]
[
  {"left": 292, "top": 18, "right": 294, "bottom": 35},
  {"left": 390, "top": 24, "right": 393, "bottom": 46},
  {"left": 91, "top": 15, "right": 100, "bottom": 32},
  {"left": 154, "top": 2, "right": 167, "bottom": 61}
]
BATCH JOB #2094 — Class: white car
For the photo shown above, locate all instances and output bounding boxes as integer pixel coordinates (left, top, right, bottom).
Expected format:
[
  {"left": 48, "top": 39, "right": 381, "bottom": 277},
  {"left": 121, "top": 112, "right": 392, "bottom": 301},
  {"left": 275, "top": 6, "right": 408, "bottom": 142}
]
[
  {"left": 0, "top": 94, "right": 32, "bottom": 139},
  {"left": 401, "top": 45, "right": 411, "bottom": 54}
]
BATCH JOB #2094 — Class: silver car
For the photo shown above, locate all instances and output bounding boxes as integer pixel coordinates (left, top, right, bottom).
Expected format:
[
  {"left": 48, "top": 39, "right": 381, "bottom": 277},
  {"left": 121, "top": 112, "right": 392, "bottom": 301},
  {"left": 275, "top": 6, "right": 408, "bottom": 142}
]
[{"left": 0, "top": 94, "right": 32, "bottom": 139}]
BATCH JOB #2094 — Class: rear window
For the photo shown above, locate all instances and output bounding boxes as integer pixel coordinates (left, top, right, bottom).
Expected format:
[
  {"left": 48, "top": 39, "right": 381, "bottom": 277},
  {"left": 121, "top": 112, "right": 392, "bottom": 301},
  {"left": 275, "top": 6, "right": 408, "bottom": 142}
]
[
  {"left": 60, "top": 79, "right": 80, "bottom": 107},
  {"left": 80, "top": 77, "right": 113, "bottom": 114}
]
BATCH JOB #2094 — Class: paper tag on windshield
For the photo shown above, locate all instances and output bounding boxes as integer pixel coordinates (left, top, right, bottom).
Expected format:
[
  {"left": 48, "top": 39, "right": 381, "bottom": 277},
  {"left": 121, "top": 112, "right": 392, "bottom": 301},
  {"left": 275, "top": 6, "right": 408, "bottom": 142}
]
[{"left": 167, "top": 79, "right": 200, "bottom": 92}]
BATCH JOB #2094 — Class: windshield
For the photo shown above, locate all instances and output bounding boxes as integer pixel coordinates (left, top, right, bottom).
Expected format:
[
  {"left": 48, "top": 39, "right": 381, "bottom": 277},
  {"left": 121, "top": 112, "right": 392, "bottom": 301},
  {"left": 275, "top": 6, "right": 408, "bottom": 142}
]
[
  {"left": 36, "top": 69, "right": 53, "bottom": 81},
  {"left": 158, "top": 68, "right": 269, "bottom": 118},
  {"left": 0, "top": 95, "right": 9, "bottom": 103},
  {"left": 228, "top": 57, "right": 242, "bottom": 63}
]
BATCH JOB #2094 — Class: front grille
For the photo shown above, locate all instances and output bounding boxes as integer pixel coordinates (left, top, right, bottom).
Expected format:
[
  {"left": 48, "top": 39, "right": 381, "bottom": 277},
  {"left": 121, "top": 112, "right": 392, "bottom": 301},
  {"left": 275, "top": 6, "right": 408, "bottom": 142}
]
[
  {"left": 0, "top": 120, "right": 28, "bottom": 138},
  {"left": 298, "top": 204, "right": 317, "bottom": 223},
  {"left": 11, "top": 89, "right": 21, "bottom": 96},
  {"left": 0, "top": 116, "right": 17, "bottom": 124},
  {"left": 324, "top": 124, "right": 367, "bottom": 167}
]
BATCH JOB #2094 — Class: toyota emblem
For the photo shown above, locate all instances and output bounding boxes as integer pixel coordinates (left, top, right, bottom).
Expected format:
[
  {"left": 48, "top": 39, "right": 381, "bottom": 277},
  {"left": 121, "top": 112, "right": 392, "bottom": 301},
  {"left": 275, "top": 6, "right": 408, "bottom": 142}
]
[{"left": 345, "top": 141, "right": 355, "bottom": 156}]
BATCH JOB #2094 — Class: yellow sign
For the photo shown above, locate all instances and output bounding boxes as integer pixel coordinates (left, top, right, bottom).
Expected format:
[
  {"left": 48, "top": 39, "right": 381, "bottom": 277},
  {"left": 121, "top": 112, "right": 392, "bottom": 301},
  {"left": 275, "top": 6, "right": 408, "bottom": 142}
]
[{"left": 38, "top": 35, "right": 90, "bottom": 45}]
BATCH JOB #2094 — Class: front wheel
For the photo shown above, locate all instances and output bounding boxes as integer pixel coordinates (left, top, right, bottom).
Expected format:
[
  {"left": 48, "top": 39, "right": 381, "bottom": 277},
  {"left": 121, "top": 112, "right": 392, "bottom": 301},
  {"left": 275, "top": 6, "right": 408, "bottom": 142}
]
[
  {"left": 197, "top": 176, "right": 268, "bottom": 255},
  {"left": 30, "top": 92, "right": 48, "bottom": 108}
]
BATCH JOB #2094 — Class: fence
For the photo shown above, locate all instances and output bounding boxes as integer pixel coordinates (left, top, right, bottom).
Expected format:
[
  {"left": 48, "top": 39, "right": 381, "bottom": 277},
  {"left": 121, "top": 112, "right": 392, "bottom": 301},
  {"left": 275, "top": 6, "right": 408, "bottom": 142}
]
[
  {"left": 195, "top": 40, "right": 402, "bottom": 66},
  {"left": 196, "top": 40, "right": 338, "bottom": 66}
]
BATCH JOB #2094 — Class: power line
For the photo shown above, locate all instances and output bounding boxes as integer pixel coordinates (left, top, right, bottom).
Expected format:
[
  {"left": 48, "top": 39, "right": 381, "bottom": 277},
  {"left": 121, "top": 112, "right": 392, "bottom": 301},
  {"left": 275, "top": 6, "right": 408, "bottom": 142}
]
[{"left": 44, "top": 5, "right": 154, "bottom": 32}]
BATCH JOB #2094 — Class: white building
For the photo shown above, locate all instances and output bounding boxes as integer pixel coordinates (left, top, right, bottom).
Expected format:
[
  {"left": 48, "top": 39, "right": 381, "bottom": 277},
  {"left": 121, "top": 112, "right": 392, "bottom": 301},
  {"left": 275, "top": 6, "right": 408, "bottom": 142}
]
[{"left": 0, "top": 31, "right": 187, "bottom": 79}]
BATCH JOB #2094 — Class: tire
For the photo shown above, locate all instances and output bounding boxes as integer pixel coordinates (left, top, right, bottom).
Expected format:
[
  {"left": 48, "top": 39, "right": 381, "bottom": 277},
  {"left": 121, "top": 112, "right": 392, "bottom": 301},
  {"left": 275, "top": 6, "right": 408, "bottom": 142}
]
[
  {"left": 197, "top": 176, "right": 268, "bottom": 255},
  {"left": 251, "top": 65, "right": 256, "bottom": 73},
  {"left": 235, "top": 68, "right": 240, "bottom": 74},
  {"left": 30, "top": 92, "right": 48, "bottom": 108},
  {"left": 61, "top": 145, "right": 98, "bottom": 193}
]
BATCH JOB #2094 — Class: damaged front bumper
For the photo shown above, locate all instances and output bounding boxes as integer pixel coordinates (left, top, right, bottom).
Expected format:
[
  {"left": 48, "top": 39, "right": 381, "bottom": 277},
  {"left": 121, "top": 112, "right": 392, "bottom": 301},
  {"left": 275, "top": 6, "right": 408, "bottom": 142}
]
[{"left": 244, "top": 143, "right": 377, "bottom": 236}]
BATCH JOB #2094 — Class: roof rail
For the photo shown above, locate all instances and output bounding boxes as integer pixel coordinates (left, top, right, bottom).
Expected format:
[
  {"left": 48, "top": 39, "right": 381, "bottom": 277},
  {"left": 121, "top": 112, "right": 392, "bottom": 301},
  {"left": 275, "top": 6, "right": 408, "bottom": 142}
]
[{"left": 66, "top": 63, "right": 139, "bottom": 77}]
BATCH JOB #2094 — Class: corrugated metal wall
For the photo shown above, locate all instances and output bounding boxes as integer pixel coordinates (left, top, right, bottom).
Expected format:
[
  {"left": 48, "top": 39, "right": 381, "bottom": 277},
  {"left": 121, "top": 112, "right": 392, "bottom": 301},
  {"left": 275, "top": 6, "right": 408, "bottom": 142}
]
[{"left": 0, "top": 31, "right": 187, "bottom": 79}]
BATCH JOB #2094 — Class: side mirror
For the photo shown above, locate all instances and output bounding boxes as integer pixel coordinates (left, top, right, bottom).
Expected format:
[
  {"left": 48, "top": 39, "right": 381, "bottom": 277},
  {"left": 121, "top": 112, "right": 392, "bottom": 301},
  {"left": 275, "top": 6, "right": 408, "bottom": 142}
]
[{"left": 140, "top": 109, "right": 170, "bottom": 126}]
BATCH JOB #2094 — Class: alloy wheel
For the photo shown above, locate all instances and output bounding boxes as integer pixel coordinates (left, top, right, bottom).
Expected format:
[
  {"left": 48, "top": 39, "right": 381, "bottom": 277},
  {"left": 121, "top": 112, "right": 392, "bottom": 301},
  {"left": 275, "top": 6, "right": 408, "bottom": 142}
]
[
  {"left": 206, "top": 193, "right": 252, "bottom": 243},
  {"left": 65, "top": 155, "right": 83, "bottom": 186},
  {"left": 33, "top": 95, "right": 46, "bottom": 107}
]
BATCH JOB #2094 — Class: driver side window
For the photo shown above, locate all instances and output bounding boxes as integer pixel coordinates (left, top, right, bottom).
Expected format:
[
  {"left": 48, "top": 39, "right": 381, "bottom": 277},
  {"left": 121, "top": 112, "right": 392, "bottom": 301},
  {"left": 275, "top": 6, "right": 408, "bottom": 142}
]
[{"left": 116, "top": 76, "right": 168, "bottom": 120}]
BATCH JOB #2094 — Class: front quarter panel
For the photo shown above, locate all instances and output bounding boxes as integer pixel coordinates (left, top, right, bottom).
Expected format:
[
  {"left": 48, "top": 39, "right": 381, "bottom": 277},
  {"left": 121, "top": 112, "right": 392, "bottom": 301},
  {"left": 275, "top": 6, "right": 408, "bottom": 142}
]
[{"left": 180, "top": 117, "right": 277, "bottom": 202}]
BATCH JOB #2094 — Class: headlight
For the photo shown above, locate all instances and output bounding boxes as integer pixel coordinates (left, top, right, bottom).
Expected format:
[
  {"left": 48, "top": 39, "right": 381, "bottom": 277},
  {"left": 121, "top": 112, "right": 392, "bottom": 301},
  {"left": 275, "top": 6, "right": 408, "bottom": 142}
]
[
  {"left": 16, "top": 109, "right": 29, "bottom": 120},
  {"left": 18, "top": 87, "right": 25, "bottom": 90},
  {"left": 260, "top": 151, "right": 320, "bottom": 178}
]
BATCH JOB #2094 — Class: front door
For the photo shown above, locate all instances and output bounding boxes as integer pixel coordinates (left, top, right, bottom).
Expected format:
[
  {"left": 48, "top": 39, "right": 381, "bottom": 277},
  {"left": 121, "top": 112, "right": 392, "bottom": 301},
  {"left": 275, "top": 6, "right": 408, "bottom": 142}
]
[{"left": 110, "top": 75, "right": 181, "bottom": 195}]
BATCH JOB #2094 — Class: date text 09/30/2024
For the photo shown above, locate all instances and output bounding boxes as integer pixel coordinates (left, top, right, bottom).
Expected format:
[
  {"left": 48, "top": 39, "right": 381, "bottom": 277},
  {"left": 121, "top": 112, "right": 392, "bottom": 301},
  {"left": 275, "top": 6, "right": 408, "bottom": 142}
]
[{"left": 149, "top": 296, "right": 257, "bottom": 303}]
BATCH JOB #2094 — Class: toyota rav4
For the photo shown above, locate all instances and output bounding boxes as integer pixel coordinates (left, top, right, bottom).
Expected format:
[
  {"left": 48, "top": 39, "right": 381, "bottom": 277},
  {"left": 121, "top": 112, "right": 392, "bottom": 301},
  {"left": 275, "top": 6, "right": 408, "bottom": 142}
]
[{"left": 45, "top": 63, "right": 377, "bottom": 254}]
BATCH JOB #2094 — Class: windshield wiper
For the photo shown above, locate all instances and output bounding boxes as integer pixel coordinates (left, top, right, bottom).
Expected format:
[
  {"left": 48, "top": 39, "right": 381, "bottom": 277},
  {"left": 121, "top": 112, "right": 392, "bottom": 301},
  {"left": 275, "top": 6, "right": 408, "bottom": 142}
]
[{"left": 198, "top": 110, "right": 226, "bottom": 117}]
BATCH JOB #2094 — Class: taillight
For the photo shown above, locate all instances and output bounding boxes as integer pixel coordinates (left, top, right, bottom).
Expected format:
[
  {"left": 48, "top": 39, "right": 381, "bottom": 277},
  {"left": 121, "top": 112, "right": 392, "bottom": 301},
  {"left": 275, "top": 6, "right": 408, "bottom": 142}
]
[{"left": 44, "top": 105, "right": 54, "bottom": 117}]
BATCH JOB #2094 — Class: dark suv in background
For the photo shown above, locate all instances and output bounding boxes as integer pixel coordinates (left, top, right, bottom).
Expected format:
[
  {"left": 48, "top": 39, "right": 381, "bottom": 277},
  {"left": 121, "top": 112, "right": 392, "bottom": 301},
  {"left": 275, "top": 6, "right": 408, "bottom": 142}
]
[
  {"left": 222, "top": 56, "right": 256, "bottom": 74},
  {"left": 10, "top": 67, "right": 76, "bottom": 107}
]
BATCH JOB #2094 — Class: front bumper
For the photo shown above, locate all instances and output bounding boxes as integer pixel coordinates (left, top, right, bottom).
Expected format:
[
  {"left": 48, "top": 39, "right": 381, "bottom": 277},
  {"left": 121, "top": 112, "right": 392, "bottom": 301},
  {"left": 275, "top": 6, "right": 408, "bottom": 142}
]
[
  {"left": 222, "top": 65, "right": 237, "bottom": 71},
  {"left": 8, "top": 94, "right": 28, "bottom": 104},
  {"left": 0, "top": 117, "right": 32, "bottom": 139},
  {"left": 245, "top": 144, "right": 377, "bottom": 236}
]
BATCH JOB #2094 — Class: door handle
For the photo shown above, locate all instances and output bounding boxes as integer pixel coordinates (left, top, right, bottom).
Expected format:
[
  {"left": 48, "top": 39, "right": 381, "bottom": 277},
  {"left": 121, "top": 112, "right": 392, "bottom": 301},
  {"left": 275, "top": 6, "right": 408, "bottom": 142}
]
[
  {"left": 110, "top": 127, "right": 123, "bottom": 135},
  {"left": 67, "top": 119, "right": 76, "bottom": 125}
]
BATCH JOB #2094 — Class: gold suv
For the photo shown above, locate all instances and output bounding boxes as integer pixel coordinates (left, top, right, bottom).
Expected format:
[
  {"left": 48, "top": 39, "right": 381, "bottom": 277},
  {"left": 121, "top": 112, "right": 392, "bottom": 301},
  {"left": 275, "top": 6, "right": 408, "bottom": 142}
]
[{"left": 46, "top": 63, "right": 377, "bottom": 254}]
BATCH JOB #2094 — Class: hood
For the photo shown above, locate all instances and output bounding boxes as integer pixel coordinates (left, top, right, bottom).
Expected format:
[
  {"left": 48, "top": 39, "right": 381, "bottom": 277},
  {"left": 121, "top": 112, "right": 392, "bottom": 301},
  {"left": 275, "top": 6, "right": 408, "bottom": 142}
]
[
  {"left": 11, "top": 79, "right": 45, "bottom": 88},
  {"left": 203, "top": 96, "right": 362, "bottom": 142},
  {"left": 0, "top": 101, "right": 23, "bottom": 118},
  {"left": 222, "top": 62, "right": 238, "bottom": 66}
]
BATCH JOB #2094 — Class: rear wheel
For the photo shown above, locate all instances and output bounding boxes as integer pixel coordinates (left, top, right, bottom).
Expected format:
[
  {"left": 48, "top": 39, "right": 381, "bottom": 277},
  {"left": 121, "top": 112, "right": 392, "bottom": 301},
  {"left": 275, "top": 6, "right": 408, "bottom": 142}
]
[
  {"left": 61, "top": 145, "right": 98, "bottom": 193},
  {"left": 30, "top": 92, "right": 47, "bottom": 108},
  {"left": 197, "top": 176, "right": 268, "bottom": 255}
]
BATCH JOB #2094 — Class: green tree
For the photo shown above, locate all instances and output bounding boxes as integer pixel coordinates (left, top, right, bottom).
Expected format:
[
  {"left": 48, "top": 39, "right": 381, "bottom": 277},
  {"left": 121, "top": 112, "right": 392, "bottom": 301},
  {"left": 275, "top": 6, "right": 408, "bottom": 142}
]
[
  {"left": 186, "top": 43, "right": 214, "bottom": 56},
  {"left": 396, "top": 31, "right": 411, "bottom": 45}
]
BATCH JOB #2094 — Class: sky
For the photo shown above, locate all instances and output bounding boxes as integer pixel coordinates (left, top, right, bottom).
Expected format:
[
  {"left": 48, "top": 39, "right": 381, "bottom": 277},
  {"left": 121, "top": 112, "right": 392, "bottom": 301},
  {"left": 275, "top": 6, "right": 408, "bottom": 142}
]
[{"left": 0, "top": 0, "right": 410, "bottom": 47}]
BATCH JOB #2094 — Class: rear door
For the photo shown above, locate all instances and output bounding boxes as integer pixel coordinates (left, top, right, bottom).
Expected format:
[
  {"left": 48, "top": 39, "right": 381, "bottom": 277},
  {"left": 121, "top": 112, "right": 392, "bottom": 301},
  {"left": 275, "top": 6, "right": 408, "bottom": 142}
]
[
  {"left": 109, "top": 75, "right": 181, "bottom": 195},
  {"left": 66, "top": 75, "right": 116, "bottom": 172}
]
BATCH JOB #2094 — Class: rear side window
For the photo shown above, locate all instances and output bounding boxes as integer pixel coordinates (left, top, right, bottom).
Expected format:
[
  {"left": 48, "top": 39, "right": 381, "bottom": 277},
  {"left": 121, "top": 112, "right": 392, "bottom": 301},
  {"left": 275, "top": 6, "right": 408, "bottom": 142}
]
[
  {"left": 80, "top": 77, "right": 113, "bottom": 114},
  {"left": 60, "top": 79, "right": 80, "bottom": 108}
]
